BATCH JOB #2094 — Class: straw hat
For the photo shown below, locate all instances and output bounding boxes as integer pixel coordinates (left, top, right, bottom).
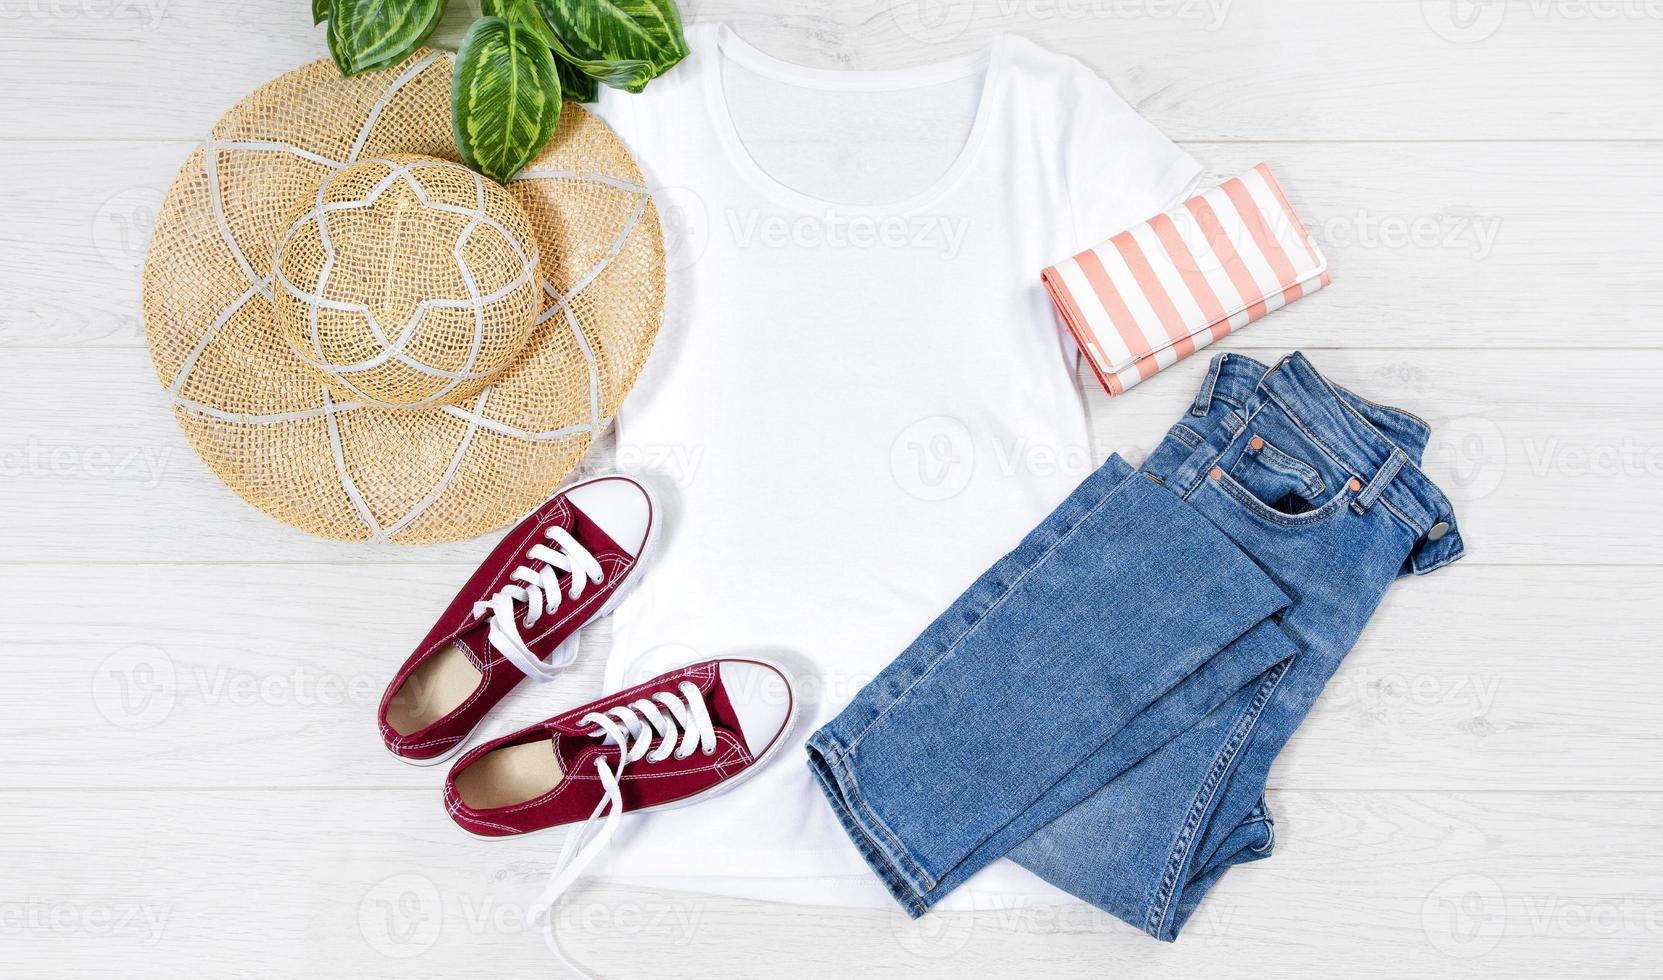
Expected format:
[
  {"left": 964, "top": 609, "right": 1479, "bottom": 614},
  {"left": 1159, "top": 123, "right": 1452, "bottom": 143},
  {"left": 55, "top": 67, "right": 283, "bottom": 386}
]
[{"left": 143, "top": 50, "right": 664, "bottom": 544}]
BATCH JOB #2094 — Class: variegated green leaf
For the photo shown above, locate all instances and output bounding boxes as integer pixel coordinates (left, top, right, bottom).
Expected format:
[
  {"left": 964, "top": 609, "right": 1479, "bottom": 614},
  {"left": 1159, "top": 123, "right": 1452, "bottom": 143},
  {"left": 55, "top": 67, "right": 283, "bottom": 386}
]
[
  {"left": 482, "top": 0, "right": 559, "bottom": 49},
  {"left": 327, "top": 0, "right": 445, "bottom": 77},
  {"left": 481, "top": 0, "right": 603, "bottom": 102},
  {"left": 532, "top": 0, "right": 687, "bottom": 92},
  {"left": 312, "top": 0, "right": 331, "bottom": 25},
  {"left": 550, "top": 45, "right": 656, "bottom": 93},
  {"left": 554, "top": 54, "right": 599, "bottom": 102},
  {"left": 453, "top": 16, "right": 563, "bottom": 185}
]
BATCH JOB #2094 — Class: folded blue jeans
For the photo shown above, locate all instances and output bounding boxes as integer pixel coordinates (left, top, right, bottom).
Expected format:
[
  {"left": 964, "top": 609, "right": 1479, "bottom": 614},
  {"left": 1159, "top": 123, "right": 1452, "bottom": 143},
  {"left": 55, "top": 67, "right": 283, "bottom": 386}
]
[{"left": 806, "top": 351, "right": 1465, "bottom": 939}]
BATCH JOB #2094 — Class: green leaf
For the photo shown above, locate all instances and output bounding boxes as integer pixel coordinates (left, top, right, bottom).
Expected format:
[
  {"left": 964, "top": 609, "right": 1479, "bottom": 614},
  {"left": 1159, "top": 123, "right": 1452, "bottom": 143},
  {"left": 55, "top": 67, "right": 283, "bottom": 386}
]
[
  {"left": 327, "top": 0, "right": 446, "bottom": 77},
  {"left": 550, "top": 45, "right": 657, "bottom": 93},
  {"left": 312, "top": 0, "right": 331, "bottom": 25},
  {"left": 482, "top": 0, "right": 604, "bottom": 101},
  {"left": 481, "top": 0, "right": 559, "bottom": 49},
  {"left": 531, "top": 0, "right": 687, "bottom": 92},
  {"left": 554, "top": 53, "right": 598, "bottom": 102},
  {"left": 453, "top": 16, "right": 564, "bottom": 184}
]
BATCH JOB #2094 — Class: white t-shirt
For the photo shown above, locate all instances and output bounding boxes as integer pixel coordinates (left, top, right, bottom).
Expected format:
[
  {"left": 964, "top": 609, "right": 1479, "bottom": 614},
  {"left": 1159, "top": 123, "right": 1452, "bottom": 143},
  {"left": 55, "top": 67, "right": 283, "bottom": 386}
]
[{"left": 591, "top": 23, "right": 1201, "bottom": 907}]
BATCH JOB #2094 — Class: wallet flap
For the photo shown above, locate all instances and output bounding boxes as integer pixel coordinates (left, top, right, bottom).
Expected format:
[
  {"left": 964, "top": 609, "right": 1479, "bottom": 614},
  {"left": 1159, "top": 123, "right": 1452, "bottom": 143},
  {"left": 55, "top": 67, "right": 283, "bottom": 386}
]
[{"left": 1042, "top": 163, "right": 1330, "bottom": 396}]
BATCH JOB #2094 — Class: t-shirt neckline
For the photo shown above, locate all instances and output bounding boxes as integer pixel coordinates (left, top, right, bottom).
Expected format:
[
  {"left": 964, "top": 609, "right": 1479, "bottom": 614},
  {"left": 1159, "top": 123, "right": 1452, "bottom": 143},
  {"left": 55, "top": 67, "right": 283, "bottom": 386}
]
[{"left": 698, "top": 23, "right": 1006, "bottom": 216}]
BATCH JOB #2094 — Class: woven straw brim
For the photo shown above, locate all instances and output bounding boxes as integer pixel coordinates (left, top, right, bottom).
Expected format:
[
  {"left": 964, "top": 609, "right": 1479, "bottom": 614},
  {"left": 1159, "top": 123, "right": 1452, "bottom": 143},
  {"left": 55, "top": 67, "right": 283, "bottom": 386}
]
[{"left": 142, "top": 51, "right": 664, "bottom": 544}]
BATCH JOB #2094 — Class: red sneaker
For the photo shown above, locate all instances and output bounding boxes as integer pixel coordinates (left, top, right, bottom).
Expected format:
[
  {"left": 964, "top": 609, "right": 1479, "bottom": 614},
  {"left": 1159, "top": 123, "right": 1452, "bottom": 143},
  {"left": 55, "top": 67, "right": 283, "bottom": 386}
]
[
  {"left": 378, "top": 475, "right": 657, "bottom": 766},
  {"left": 442, "top": 657, "right": 795, "bottom": 840},
  {"left": 448, "top": 656, "right": 795, "bottom": 974}
]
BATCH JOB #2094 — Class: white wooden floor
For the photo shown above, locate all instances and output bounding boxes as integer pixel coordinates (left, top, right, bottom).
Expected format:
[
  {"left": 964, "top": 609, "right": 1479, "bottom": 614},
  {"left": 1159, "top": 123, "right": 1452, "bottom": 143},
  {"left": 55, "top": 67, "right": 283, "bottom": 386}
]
[{"left": 3, "top": 1, "right": 1661, "bottom": 976}]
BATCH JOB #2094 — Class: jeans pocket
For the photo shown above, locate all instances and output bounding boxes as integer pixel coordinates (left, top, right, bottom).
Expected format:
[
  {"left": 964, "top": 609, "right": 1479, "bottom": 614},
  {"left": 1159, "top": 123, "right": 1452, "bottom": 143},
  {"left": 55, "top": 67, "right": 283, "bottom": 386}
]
[
  {"left": 1228, "top": 434, "right": 1326, "bottom": 515},
  {"left": 1211, "top": 466, "right": 1353, "bottom": 528}
]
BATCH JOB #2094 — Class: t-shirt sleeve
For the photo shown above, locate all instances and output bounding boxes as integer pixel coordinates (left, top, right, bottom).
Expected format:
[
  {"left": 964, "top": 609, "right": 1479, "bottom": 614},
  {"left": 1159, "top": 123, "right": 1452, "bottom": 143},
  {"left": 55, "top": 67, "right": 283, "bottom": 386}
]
[{"left": 1057, "top": 61, "right": 1204, "bottom": 249}]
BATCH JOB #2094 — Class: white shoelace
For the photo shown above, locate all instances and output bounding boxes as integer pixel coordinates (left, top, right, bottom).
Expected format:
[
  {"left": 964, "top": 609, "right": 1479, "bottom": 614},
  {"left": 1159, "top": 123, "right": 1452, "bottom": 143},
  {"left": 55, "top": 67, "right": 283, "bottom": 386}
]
[
  {"left": 472, "top": 526, "right": 604, "bottom": 683},
  {"left": 527, "top": 680, "right": 718, "bottom": 968}
]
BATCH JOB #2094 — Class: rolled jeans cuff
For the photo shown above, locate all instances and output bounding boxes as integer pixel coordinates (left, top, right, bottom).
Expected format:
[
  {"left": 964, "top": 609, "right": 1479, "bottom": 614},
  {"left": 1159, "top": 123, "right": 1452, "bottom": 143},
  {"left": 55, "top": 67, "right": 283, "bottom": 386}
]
[{"left": 805, "top": 730, "right": 934, "bottom": 916}]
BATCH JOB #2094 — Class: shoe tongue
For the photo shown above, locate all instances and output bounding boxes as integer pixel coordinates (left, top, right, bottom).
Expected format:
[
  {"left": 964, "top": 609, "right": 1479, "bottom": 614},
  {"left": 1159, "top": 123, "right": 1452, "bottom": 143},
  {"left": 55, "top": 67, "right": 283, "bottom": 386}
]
[
  {"left": 701, "top": 671, "right": 744, "bottom": 741},
  {"left": 591, "top": 682, "right": 709, "bottom": 749},
  {"left": 593, "top": 714, "right": 646, "bottom": 747},
  {"left": 564, "top": 502, "right": 625, "bottom": 558}
]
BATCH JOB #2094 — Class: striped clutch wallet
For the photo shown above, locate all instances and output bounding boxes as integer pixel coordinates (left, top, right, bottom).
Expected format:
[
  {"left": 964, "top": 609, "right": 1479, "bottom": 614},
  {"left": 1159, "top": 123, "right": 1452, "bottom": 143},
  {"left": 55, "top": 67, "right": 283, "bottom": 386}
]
[{"left": 1042, "top": 163, "right": 1330, "bottom": 396}]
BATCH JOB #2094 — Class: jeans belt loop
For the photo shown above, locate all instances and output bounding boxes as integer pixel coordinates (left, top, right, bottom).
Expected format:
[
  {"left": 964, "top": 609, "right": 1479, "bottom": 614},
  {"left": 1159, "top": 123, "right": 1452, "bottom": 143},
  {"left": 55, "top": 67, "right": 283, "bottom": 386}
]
[
  {"left": 1353, "top": 447, "right": 1408, "bottom": 514},
  {"left": 1191, "top": 353, "right": 1228, "bottom": 417}
]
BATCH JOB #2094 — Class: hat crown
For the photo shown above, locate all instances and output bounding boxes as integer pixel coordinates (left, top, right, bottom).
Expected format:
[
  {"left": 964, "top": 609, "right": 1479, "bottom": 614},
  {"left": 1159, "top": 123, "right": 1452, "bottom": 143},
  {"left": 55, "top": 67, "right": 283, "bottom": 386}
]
[{"left": 272, "top": 155, "right": 541, "bottom": 408}]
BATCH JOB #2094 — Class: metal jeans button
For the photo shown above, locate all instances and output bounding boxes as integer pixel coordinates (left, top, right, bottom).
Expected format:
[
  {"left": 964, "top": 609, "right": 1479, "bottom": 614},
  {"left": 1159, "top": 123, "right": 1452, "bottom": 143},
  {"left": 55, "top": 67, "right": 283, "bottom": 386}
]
[{"left": 1426, "top": 521, "right": 1451, "bottom": 541}]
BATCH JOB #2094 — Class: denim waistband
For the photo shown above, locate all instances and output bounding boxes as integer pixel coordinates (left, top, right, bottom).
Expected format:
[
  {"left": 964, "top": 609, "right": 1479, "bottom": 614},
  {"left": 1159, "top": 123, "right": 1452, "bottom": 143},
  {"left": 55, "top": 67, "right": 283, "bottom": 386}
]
[{"left": 1158, "top": 351, "right": 1464, "bottom": 574}]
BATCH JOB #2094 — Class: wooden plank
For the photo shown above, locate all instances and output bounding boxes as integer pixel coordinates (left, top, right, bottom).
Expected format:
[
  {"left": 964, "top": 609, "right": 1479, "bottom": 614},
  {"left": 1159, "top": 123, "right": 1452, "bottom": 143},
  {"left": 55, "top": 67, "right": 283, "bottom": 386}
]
[
  {"left": 0, "top": 347, "right": 1656, "bottom": 564},
  {"left": 7, "top": 139, "right": 1659, "bottom": 351},
  {"left": 0, "top": 2, "right": 1659, "bottom": 141},
  {"left": 0, "top": 140, "right": 188, "bottom": 348},
  {"left": 2, "top": 564, "right": 1657, "bottom": 791},
  {"left": 0, "top": 787, "right": 1656, "bottom": 977}
]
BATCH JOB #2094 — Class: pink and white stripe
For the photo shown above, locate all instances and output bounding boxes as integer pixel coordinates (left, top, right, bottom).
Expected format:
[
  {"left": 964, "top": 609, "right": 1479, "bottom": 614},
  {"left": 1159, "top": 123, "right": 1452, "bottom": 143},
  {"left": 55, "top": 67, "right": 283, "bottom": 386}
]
[{"left": 1042, "top": 163, "right": 1330, "bottom": 396}]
